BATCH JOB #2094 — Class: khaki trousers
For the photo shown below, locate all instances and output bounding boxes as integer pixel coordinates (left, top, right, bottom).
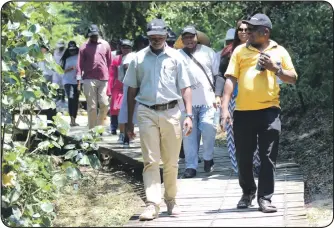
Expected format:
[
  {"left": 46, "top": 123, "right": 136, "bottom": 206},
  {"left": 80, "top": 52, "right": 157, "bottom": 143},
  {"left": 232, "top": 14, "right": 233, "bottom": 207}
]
[
  {"left": 137, "top": 104, "right": 182, "bottom": 206},
  {"left": 83, "top": 80, "right": 109, "bottom": 129}
]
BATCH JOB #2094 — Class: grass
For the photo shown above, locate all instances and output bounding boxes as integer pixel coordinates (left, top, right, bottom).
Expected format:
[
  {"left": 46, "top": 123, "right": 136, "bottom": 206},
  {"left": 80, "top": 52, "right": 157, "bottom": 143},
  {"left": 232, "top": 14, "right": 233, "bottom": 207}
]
[{"left": 53, "top": 166, "right": 144, "bottom": 227}]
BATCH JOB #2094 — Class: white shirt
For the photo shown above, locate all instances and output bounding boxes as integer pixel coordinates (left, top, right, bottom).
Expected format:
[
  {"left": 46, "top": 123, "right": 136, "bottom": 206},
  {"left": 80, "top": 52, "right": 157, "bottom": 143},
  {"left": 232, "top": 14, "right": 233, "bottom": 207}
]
[
  {"left": 179, "top": 44, "right": 216, "bottom": 107},
  {"left": 118, "top": 52, "right": 136, "bottom": 82}
]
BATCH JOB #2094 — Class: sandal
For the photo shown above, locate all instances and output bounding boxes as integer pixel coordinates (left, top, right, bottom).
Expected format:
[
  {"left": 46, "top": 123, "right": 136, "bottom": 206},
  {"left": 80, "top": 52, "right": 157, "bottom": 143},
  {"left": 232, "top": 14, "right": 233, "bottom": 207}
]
[
  {"left": 237, "top": 193, "right": 255, "bottom": 209},
  {"left": 258, "top": 198, "right": 277, "bottom": 213}
]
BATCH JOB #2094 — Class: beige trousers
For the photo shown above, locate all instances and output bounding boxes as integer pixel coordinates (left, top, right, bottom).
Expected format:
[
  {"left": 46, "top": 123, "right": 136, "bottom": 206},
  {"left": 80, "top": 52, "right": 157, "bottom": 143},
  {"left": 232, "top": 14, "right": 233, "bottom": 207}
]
[
  {"left": 137, "top": 104, "right": 182, "bottom": 206},
  {"left": 83, "top": 80, "right": 109, "bottom": 129}
]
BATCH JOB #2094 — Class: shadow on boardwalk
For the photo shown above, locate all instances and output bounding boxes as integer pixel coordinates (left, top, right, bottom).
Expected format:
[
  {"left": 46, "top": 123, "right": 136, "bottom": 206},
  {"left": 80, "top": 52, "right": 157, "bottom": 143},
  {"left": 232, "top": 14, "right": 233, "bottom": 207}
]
[{"left": 67, "top": 117, "right": 309, "bottom": 227}]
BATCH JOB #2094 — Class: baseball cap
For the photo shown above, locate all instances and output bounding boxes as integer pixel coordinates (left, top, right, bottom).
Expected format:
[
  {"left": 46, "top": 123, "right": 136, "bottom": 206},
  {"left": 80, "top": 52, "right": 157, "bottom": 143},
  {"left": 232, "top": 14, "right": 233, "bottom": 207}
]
[
  {"left": 181, "top": 25, "right": 197, "bottom": 35},
  {"left": 225, "top": 28, "right": 236, "bottom": 41},
  {"left": 147, "top": 19, "right": 167, "bottom": 36},
  {"left": 56, "top": 39, "right": 65, "bottom": 48},
  {"left": 242, "top": 13, "right": 272, "bottom": 29},
  {"left": 68, "top": 41, "right": 77, "bottom": 50},
  {"left": 120, "top": 39, "right": 133, "bottom": 48},
  {"left": 88, "top": 24, "right": 99, "bottom": 37}
]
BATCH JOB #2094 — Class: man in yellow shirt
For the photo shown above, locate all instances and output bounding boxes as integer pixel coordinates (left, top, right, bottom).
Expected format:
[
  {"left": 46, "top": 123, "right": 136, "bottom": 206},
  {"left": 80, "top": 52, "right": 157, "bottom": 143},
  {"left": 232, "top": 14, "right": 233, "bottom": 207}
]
[{"left": 221, "top": 14, "right": 297, "bottom": 213}]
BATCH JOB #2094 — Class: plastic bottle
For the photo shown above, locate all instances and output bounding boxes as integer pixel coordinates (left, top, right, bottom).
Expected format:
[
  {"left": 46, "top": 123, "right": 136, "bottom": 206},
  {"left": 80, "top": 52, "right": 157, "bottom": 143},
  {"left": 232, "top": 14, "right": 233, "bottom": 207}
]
[{"left": 214, "top": 107, "right": 221, "bottom": 126}]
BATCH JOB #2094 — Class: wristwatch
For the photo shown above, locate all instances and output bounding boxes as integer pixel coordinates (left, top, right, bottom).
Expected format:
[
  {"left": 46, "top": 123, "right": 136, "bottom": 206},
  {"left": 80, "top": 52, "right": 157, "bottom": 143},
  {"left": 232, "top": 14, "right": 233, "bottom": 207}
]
[
  {"left": 185, "top": 114, "right": 194, "bottom": 120},
  {"left": 275, "top": 65, "right": 283, "bottom": 77}
]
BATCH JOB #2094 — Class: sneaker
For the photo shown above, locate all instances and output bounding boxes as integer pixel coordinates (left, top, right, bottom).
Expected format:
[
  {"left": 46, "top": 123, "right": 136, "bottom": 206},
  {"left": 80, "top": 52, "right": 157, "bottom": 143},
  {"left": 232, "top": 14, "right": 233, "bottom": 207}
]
[
  {"left": 164, "top": 199, "right": 177, "bottom": 215},
  {"left": 117, "top": 133, "right": 124, "bottom": 143},
  {"left": 204, "top": 159, "right": 214, "bottom": 172},
  {"left": 139, "top": 204, "right": 159, "bottom": 221}
]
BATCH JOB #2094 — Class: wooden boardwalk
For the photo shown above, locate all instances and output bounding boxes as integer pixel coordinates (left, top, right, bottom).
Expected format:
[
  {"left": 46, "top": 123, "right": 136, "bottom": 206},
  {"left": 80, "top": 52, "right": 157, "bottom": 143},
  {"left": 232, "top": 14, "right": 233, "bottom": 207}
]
[{"left": 67, "top": 116, "right": 309, "bottom": 227}]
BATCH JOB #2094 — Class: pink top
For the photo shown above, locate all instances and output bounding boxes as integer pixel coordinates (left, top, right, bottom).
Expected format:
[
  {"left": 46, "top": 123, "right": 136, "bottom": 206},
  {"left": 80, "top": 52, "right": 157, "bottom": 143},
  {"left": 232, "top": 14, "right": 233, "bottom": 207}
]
[
  {"left": 77, "top": 38, "right": 112, "bottom": 81},
  {"left": 107, "top": 55, "right": 124, "bottom": 115}
]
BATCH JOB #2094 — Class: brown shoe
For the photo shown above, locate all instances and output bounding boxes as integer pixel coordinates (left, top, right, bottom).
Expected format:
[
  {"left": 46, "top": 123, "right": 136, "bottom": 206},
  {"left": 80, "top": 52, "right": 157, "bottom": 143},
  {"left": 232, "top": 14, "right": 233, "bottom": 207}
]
[{"left": 164, "top": 199, "right": 177, "bottom": 215}]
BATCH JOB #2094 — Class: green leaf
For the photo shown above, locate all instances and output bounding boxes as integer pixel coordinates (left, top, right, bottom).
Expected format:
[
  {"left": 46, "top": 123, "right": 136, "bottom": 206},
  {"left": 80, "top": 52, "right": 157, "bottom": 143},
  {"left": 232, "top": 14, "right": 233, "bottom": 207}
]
[
  {"left": 58, "top": 135, "right": 64, "bottom": 147},
  {"left": 66, "top": 167, "right": 82, "bottom": 180},
  {"left": 61, "top": 161, "right": 73, "bottom": 170},
  {"left": 4, "top": 152, "right": 17, "bottom": 162},
  {"left": 52, "top": 173, "right": 67, "bottom": 188},
  {"left": 88, "top": 154, "right": 102, "bottom": 169},
  {"left": 51, "top": 141, "right": 61, "bottom": 149},
  {"left": 93, "top": 125, "right": 105, "bottom": 134},
  {"left": 42, "top": 216, "right": 51, "bottom": 227},
  {"left": 28, "top": 24, "right": 41, "bottom": 33},
  {"left": 9, "top": 189, "right": 20, "bottom": 203},
  {"left": 23, "top": 90, "right": 36, "bottom": 102},
  {"left": 13, "top": 47, "right": 29, "bottom": 55},
  {"left": 21, "top": 30, "right": 33, "bottom": 37},
  {"left": 64, "top": 150, "right": 78, "bottom": 160},
  {"left": 78, "top": 155, "right": 90, "bottom": 165},
  {"left": 13, "top": 9, "right": 27, "bottom": 22},
  {"left": 40, "top": 202, "right": 54, "bottom": 213},
  {"left": 2, "top": 61, "right": 10, "bottom": 71},
  {"left": 64, "top": 144, "right": 76, "bottom": 150},
  {"left": 37, "top": 141, "right": 51, "bottom": 151},
  {"left": 35, "top": 177, "right": 47, "bottom": 189},
  {"left": 12, "top": 206, "right": 22, "bottom": 220}
]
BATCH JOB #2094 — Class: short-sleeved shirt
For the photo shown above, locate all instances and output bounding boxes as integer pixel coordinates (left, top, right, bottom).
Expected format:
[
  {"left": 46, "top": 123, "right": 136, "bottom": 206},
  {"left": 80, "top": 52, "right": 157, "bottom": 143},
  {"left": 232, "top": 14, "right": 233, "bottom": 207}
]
[
  {"left": 179, "top": 45, "right": 216, "bottom": 106},
  {"left": 123, "top": 45, "right": 194, "bottom": 106},
  {"left": 225, "top": 40, "right": 297, "bottom": 111}
]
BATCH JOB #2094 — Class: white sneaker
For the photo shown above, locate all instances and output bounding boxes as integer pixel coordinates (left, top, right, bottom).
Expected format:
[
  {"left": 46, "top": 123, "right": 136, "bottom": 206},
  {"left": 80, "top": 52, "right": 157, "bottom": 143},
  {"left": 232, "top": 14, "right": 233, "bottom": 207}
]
[{"left": 139, "top": 204, "right": 159, "bottom": 221}]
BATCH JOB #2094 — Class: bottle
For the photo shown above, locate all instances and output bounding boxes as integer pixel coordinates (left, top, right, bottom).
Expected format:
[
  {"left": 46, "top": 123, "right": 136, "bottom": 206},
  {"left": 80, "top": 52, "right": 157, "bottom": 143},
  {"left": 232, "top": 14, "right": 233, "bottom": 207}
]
[
  {"left": 214, "top": 107, "right": 221, "bottom": 126},
  {"left": 276, "top": 61, "right": 283, "bottom": 85}
]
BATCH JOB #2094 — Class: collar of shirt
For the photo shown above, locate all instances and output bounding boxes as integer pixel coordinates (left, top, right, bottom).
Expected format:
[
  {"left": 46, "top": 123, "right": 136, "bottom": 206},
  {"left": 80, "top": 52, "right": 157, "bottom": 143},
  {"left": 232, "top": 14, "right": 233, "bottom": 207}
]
[
  {"left": 144, "top": 44, "right": 174, "bottom": 57},
  {"left": 87, "top": 38, "right": 103, "bottom": 44},
  {"left": 246, "top": 39, "right": 278, "bottom": 52}
]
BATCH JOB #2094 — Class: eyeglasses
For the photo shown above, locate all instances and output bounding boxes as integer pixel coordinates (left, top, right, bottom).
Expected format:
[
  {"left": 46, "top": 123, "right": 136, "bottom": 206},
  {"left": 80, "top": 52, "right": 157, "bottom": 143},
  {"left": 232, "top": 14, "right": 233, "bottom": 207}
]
[{"left": 238, "top": 28, "right": 248, "bottom": 32}]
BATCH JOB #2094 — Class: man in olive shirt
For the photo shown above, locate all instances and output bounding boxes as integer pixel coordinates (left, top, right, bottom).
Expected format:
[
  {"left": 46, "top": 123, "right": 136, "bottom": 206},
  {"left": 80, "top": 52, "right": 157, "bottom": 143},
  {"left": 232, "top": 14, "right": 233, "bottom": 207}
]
[
  {"left": 221, "top": 14, "right": 297, "bottom": 213},
  {"left": 123, "top": 18, "right": 194, "bottom": 220}
]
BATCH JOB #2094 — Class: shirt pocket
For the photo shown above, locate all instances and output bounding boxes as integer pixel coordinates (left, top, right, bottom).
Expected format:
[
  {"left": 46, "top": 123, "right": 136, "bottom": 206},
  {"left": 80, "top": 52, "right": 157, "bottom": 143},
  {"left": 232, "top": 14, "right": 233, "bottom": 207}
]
[{"left": 161, "top": 60, "right": 177, "bottom": 85}]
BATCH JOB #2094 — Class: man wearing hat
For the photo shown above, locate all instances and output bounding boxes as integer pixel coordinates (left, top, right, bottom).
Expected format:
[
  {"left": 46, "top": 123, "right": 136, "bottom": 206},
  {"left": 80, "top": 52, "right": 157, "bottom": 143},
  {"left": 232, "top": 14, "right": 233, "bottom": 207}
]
[
  {"left": 76, "top": 24, "right": 112, "bottom": 129},
  {"left": 123, "top": 18, "right": 194, "bottom": 220},
  {"left": 178, "top": 25, "right": 217, "bottom": 179},
  {"left": 221, "top": 14, "right": 297, "bottom": 213}
]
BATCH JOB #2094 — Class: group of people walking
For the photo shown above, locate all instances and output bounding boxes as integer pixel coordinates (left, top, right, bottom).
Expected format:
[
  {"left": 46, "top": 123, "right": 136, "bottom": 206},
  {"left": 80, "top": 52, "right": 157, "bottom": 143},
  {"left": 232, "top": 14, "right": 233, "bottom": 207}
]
[{"left": 39, "top": 13, "right": 297, "bottom": 221}]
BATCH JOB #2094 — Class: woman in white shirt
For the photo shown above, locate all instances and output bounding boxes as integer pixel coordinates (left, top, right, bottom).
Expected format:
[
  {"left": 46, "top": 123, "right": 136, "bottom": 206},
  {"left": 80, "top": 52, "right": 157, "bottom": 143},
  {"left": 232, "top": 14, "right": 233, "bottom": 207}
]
[{"left": 60, "top": 41, "right": 81, "bottom": 126}]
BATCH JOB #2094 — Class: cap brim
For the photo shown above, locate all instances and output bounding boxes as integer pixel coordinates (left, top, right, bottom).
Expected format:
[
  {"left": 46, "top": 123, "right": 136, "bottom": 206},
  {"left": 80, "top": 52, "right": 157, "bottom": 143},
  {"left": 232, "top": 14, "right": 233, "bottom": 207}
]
[
  {"left": 56, "top": 44, "right": 65, "bottom": 48},
  {"left": 181, "top": 31, "right": 196, "bottom": 35},
  {"left": 147, "top": 30, "right": 167, "bottom": 36},
  {"left": 242, "top": 20, "right": 264, "bottom": 26},
  {"left": 69, "top": 47, "right": 77, "bottom": 50},
  {"left": 88, "top": 32, "right": 99, "bottom": 36}
]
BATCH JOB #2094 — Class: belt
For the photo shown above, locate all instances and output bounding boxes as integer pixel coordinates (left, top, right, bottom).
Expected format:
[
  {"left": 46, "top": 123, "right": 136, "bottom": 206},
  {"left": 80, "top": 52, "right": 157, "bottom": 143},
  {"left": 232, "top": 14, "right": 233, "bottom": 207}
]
[{"left": 141, "top": 100, "right": 178, "bottom": 111}]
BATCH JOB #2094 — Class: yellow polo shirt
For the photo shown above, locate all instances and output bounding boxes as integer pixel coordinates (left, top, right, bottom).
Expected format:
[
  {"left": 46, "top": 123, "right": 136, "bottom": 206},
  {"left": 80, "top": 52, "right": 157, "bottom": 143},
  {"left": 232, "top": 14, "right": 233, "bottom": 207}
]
[{"left": 225, "top": 40, "right": 297, "bottom": 111}]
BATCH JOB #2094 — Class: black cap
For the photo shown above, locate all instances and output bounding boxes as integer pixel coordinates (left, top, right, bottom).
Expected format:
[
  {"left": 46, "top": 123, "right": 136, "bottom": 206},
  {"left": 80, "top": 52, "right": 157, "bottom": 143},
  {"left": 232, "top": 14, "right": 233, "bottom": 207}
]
[
  {"left": 147, "top": 19, "right": 167, "bottom": 36},
  {"left": 166, "top": 27, "right": 177, "bottom": 42},
  {"left": 68, "top": 41, "right": 77, "bottom": 50},
  {"left": 88, "top": 24, "right": 99, "bottom": 37},
  {"left": 120, "top": 39, "right": 133, "bottom": 48},
  {"left": 242, "top": 14, "right": 272, "bottom": 29},
  {"left": 181, "top": 25, "right": 197, "bottom": 35}
]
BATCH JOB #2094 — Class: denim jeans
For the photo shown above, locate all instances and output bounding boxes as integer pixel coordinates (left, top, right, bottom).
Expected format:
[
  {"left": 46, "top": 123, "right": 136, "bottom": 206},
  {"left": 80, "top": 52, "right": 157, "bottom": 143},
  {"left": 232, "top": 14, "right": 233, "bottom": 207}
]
[{"left": 183, "top": 106, "right": 217, "bottom": 170}]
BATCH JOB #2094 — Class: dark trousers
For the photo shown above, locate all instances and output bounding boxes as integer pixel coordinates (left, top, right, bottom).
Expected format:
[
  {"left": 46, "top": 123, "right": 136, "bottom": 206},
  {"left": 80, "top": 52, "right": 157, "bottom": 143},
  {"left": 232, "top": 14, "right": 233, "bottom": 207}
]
[
  {"left": 64, "top": 84, "right": 79, "bottom": 119},
  {"left": 110, "top": 115, "right": 118, "bottom": 132},
  {"left": 233, "top": 107, "right": 281, "bottom": 201}
]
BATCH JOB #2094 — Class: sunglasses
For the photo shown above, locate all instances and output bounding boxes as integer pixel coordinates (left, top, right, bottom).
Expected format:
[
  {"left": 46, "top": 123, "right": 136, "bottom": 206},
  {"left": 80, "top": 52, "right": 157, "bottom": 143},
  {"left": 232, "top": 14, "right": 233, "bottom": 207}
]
[{"left": 238, "top": 28, "right": 248, "bottom": 32}]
